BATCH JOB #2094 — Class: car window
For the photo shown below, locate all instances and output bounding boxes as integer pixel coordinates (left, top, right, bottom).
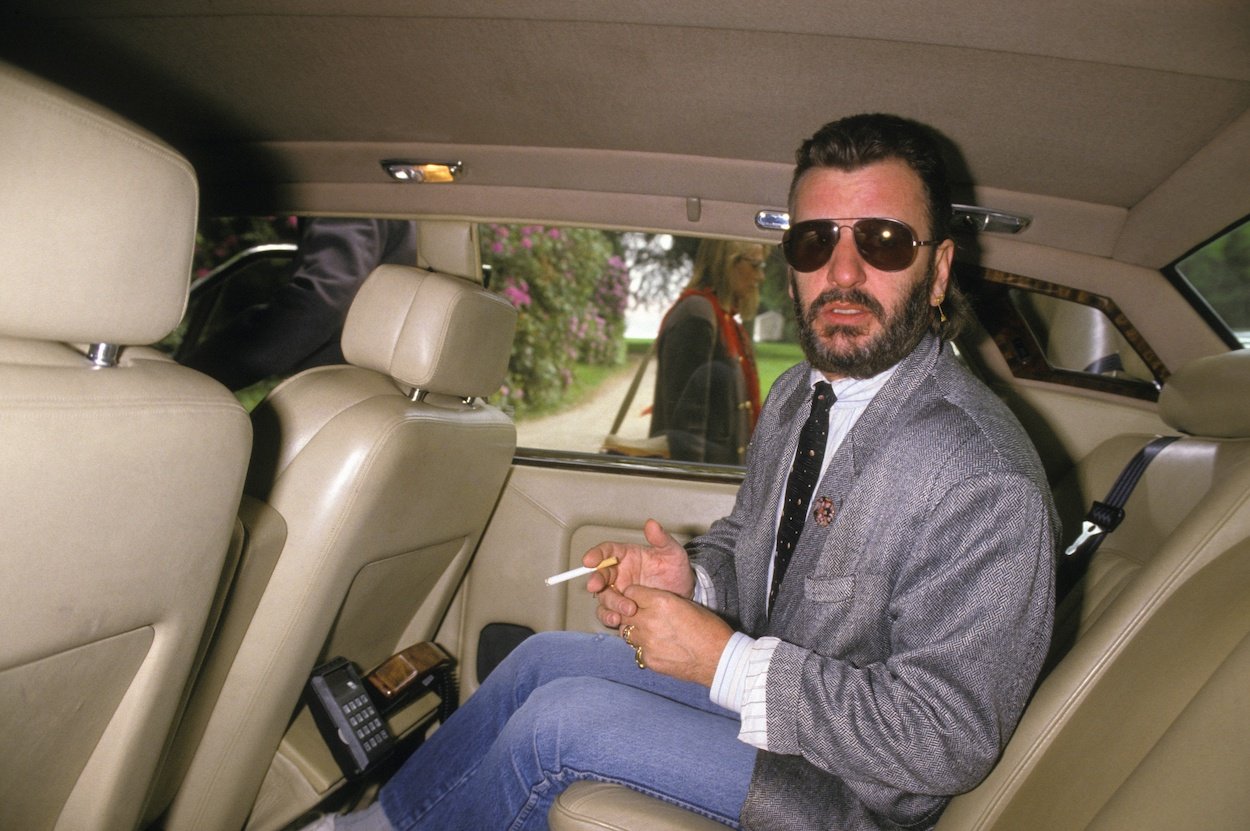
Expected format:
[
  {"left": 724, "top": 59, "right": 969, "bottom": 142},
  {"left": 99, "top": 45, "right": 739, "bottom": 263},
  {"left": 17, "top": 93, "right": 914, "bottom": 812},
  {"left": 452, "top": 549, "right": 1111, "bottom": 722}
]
[
  {"left": 165, "top": 215, "right": 423, "bottom": 411},
  {"left": 175, "top": 216, "right": 800, "bottom": 465},
  {"left": 481, "top": 224, "right": 798, "bottom": 467},
  {"left": 1173, "top": 219, "right": 1250, "bottom": 349},
  {"left": 966, "top": 266, "right": 1166, "bottom": 400},
  {"left": 160, "top": 216, "right": 301, "bottom": 407},
  {"left": 1008, "top": 290, "right": 1155, "bottom": 383}
]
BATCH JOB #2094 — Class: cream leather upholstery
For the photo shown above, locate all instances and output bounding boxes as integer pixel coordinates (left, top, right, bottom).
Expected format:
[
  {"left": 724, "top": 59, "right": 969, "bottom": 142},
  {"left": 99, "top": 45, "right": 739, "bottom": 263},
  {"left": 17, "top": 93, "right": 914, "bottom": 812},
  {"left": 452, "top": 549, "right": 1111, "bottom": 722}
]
[
  {"left": 551, "top": 350, "right": 1250, "bottom": 831},
  {"left": 937, "top": 347, "right": 1250, "bottom": 830},
  {"left": 0, "top": 62, "right": 251, "bottom": 831},
  {"left": 1157, "top": 348, "right": 1250, "bottom": 438},
  {"left": 341, "top": 264, "right": 514, "bottom": 400},
  {"left": 551, "top": 782, "right": 727, "bottom": 831},
  {"left": 158, "top": 265, "right": 517, "bottom": 831}
]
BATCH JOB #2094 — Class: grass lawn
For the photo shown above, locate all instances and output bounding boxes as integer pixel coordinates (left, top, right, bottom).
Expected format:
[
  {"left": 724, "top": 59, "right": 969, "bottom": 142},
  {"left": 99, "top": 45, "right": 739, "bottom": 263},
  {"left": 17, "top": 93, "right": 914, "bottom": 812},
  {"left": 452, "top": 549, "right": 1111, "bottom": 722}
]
[
  {"left": 754, "top": 340, "right": 806, "bottom": 396},
  {"left": 565, "top": 359, "right": 629, "bottom": 407},
  {"left": 625, "top": 337, "right": 804, "bottom": 397},
  {"left": 514, "top": 338, "right": 805, "bottom": 423}
]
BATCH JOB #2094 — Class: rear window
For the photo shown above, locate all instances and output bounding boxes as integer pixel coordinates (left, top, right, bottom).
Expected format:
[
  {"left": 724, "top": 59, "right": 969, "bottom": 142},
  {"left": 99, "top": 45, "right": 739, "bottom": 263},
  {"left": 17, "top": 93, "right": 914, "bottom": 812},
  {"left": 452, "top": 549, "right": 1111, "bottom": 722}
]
[{"left": 1173, "top": 219, "right": 1250, "bottom": 348}]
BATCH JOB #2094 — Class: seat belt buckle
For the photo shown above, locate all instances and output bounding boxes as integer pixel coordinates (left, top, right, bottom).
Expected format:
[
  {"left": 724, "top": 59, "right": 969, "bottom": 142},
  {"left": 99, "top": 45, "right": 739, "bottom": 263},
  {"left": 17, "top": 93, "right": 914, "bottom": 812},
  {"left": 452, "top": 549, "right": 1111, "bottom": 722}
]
[
  {"left": 1064, "top": 519, "right": 1105, "bottom": 558},
  {"left": 1089, "top": 500, "right": 1126, "bottom": 533},
  {"left": 1064, "top": 500, "right": 1127, "bottom": 558}
]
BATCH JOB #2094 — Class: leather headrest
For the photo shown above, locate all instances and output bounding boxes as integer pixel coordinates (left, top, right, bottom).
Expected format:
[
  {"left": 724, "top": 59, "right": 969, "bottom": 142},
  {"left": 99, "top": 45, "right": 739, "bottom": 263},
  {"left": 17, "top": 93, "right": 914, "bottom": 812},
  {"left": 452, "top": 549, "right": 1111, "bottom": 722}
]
[
  {"left": 0, "top": 62, "right": 197, "bottom": 346},
  {"left": 342, "top": 264, "right": 517, "bottom": 398},
  {"left": 1158, "top": 349, "right": 1250, "bottom": 438}
]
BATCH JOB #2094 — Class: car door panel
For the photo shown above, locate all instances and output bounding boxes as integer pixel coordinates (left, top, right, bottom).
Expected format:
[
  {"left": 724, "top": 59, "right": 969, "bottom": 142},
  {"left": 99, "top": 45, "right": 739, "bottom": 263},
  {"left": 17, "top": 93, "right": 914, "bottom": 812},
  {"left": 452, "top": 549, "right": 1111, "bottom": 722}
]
[{"left": 449, "top": 461, "right": 739, "bottom": 696}]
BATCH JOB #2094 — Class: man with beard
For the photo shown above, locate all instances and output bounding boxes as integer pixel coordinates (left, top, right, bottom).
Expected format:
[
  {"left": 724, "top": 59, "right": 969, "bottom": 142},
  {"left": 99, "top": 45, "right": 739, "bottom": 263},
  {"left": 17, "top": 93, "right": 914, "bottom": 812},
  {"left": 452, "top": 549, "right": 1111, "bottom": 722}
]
[{"left": 310, "top": 114, "right": 1056, "bottom": 831}]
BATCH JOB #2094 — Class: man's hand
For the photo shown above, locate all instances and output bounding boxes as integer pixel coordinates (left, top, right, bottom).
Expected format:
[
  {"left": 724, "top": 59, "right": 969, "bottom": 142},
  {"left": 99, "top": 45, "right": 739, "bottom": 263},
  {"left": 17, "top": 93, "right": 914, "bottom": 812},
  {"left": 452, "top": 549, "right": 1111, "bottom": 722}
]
[
  {"left": 620, "top": 586, "right": 732, "bottom": 686},
  {"left": 584, "top": 519, "right": 695, "bottom": 628}
]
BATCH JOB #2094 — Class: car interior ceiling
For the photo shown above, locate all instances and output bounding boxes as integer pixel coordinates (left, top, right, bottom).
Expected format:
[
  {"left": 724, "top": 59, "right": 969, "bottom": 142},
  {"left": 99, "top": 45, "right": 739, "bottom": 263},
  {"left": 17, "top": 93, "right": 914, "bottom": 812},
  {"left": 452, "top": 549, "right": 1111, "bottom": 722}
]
[{"left": 1, "top": 4, "right": 1248, "bottom": 831}]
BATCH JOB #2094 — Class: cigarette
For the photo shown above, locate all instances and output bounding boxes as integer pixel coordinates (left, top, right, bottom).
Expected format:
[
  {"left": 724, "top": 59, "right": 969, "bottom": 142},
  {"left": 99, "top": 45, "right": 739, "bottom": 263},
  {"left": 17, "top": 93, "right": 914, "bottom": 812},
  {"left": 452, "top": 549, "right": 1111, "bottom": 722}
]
[{"left": 545, "top": 557, "right": 619, "bottom": 586}]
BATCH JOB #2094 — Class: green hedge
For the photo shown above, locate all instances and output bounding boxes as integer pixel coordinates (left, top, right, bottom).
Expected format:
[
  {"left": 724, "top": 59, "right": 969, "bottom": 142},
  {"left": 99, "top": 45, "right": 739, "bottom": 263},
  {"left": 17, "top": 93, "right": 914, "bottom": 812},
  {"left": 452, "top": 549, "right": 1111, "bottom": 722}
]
[{"left": 483, "top": 224, "right": 628, "bottom": 415}]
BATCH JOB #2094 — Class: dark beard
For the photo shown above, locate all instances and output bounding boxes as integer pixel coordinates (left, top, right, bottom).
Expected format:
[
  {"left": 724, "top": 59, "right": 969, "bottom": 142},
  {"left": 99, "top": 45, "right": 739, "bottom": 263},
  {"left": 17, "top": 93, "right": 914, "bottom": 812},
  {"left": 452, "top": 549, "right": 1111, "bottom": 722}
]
[{"left": 791, "top": 269, "right": 934, "bottom": 379}]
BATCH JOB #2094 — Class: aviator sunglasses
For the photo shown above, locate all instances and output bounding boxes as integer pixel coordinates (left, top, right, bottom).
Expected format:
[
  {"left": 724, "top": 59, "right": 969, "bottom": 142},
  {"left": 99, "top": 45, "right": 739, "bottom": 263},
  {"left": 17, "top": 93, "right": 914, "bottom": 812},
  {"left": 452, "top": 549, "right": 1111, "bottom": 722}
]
[{"left": 782, "top": 218, "right": 939, "bottom": 273}]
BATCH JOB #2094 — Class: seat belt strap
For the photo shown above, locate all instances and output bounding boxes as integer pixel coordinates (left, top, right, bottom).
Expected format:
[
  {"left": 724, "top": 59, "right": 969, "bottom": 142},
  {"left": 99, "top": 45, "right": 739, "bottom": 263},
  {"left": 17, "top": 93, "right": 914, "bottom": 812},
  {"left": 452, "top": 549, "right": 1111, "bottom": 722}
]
[{"left": 1058, "top": 435, "right": 1178, "bottom": 599}]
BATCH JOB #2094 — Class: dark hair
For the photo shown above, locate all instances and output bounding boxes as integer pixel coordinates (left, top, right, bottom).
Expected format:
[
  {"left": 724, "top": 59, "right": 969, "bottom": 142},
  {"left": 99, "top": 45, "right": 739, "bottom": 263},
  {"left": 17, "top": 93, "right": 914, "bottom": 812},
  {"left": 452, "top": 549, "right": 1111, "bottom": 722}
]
[
  {"left": 789, "top": 113, "right": 967, "bottom": 339},
  {"left": 789, "top": 113, "right": 952, "bottom": 243}
]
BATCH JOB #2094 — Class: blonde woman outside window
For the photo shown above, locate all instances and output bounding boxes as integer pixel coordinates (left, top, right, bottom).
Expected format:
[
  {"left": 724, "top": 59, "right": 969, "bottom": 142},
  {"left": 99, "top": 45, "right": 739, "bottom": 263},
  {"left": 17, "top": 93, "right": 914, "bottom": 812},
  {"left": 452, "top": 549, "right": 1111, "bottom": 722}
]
[{"left": 646, "top": 239, "right": 766, "bottom": 464}]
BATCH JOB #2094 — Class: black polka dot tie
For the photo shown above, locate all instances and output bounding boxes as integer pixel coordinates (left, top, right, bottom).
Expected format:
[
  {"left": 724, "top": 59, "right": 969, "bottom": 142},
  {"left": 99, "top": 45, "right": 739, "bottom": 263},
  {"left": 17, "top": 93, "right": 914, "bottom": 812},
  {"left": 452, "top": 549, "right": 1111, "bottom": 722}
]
[{"left": 769, "top": 381, "right": 834, "bottom": 610}]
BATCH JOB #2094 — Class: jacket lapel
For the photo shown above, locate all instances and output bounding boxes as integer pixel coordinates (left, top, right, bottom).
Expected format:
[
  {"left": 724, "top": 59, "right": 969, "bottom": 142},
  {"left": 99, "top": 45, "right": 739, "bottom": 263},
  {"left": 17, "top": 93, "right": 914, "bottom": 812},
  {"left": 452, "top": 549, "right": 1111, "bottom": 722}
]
[{"left": 841, "top": 334, "right": 941, "bottom": 477}]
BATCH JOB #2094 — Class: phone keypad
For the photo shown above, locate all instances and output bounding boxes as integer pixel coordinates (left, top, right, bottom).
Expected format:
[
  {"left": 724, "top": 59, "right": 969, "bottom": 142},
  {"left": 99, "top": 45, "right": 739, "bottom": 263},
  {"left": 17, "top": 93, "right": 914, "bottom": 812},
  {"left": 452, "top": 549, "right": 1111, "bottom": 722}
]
[{"left": 344, "top": 692, "right": 387, "bottom": 752}]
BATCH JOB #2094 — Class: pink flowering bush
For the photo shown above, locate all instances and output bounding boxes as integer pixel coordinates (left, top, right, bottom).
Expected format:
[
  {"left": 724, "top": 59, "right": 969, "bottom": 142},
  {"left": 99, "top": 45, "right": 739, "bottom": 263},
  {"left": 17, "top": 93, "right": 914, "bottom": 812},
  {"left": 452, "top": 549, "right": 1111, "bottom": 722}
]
[{"left": 482, "top": 224, "right": 627, "bottom": 414}]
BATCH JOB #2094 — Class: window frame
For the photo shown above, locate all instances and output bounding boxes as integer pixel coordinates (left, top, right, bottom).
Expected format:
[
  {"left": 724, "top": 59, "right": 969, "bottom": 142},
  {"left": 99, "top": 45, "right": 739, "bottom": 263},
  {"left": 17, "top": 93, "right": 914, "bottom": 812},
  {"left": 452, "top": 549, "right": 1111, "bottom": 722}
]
[
  {"left": 1163, "top": 216, "right": 1250, "bottom": 352},
  {"left": 965, "top": 266, "right": 1167, "bottom": 401}
]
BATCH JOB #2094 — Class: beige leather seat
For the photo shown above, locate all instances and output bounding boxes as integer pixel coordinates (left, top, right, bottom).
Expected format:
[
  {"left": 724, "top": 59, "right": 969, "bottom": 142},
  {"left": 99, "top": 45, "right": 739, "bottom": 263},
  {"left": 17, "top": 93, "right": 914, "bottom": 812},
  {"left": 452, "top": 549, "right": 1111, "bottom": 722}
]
[
  {"left": 0, "top": 62, "right": 252, "bottom": 831},
  {"left": 550, "top": 349, "right": 1250, "bottom": 831},
  {"left": 156, "top": 264, "right": 518, "bottom": 831},
  {"left": 936, "top": 347, "right": 1250, "bottom": 830}
]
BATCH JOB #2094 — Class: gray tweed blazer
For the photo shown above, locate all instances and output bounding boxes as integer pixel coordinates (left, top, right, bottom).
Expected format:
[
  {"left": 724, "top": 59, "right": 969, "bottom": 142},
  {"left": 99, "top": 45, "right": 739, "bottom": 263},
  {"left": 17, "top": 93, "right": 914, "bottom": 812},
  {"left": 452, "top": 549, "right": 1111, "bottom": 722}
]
[{"left": 689, "top": 334, "right": 1057, "bottom": 830}]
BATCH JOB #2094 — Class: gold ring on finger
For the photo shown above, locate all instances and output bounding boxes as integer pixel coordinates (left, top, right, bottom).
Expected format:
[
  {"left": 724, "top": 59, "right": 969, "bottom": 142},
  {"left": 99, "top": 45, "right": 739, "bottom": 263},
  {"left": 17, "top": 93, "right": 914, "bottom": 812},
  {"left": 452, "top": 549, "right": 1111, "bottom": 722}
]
[
  {"left": 621, "top": 624, "right": 636, "bottom": 646},
  {"left": 634, "top": 645, "right": 646, "bottom": 670}
]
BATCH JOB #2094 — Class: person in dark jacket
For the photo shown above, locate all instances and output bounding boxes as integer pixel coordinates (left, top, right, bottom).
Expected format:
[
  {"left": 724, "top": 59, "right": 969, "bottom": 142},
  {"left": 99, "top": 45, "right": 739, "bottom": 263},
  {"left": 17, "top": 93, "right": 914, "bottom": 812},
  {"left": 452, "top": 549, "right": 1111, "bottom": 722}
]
[
  {"left": 648, "top": 238, "right": 766, "bottom": 464},
  {"left": 183, "top": 217, "right": 415, "bottom": 390}
]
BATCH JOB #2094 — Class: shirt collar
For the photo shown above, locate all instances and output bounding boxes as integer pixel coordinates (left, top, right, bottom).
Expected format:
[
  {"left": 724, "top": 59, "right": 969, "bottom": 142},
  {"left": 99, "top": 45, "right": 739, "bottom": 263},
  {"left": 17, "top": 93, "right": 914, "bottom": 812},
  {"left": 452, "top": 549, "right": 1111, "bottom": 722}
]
[{"left": 808, "top": 364, "right": 897, "bottom": 407}]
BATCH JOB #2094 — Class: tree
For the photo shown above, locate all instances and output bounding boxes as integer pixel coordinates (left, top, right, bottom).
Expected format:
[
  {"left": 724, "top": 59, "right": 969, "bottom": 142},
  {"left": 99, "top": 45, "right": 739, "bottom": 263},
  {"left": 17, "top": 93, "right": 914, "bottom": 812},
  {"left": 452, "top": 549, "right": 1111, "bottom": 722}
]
[
  {"left": 1176, "top": 221, "right": 1250, "bottom": 330},
  {"left": 482, "top": 224, "right": 628, "bottom": 415}
]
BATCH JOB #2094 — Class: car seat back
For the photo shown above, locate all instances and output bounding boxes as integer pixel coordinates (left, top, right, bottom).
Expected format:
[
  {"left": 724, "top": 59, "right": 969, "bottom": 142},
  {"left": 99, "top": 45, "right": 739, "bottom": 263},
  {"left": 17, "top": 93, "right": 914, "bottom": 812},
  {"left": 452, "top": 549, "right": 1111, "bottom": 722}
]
[
  {"left": 0, "top": 61, "right": 251, "bottom": 831},
  {"left": 159, "top": 264, "right": 517, "bottom": 831}
]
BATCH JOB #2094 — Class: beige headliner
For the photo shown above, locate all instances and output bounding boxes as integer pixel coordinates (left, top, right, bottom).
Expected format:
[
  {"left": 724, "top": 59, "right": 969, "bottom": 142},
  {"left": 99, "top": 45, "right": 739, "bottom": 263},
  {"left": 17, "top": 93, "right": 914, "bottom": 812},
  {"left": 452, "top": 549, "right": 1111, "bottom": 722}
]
[{"left": 2, "top": 0, "right": 1248, "bottom": 267}]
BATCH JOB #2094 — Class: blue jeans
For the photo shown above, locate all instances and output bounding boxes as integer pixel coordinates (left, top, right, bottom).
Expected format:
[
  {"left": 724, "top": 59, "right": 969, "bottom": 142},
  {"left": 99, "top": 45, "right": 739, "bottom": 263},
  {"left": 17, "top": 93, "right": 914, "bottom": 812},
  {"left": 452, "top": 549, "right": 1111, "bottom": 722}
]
[{"left": 378, "top": 631, "right": 755, "bottom": 830}]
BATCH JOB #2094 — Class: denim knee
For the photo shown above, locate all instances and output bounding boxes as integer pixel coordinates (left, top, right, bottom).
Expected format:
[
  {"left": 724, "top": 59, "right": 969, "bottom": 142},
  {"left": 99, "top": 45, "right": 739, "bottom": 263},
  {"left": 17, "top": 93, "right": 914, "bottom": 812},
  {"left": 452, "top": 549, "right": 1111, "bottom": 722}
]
[{"left": 497, "top": 676, "right": 617, "bottom": 772}]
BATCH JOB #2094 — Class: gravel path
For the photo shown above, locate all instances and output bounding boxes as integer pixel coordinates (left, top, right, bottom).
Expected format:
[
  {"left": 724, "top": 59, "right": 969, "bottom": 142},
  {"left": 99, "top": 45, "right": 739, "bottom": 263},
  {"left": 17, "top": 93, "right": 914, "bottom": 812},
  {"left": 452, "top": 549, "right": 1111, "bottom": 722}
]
[{"left": 515, "top": 357, "right": 657, "bottom": 452}]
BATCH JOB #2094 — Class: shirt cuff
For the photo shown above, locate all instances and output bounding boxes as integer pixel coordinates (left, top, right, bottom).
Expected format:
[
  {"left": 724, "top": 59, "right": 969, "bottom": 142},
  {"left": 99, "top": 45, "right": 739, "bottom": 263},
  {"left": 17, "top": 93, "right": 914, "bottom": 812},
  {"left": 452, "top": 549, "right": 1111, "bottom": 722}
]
[
  {"left": 710, "top": 631, "right": 754, "bottom": 712},
  {"left": 734, "top": 636, "right": 780, "bottom": 750},
  {"left": 691, "top": 562, "right": 717, "bottom": 608},
  {"left": 710, "top": 630, "right": 779, "bottom": 702}
]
